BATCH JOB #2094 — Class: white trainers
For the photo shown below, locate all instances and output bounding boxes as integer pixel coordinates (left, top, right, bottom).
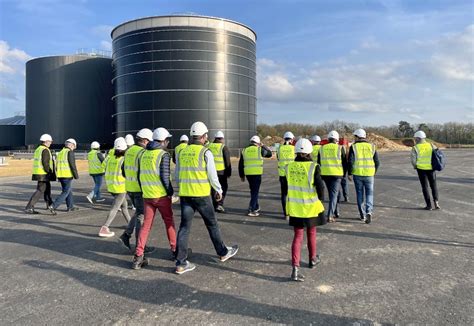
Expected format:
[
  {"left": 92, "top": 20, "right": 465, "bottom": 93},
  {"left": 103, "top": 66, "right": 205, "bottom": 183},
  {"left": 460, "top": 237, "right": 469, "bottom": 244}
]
[
  {"left": 171, "top": 195, "right": 180, "bottom": 204},
  {"left": 86, "top": 192, "right": 94, "bottom": 204},
  {"left": 98, "top": 226, "right": 115, "bottom": 238}
]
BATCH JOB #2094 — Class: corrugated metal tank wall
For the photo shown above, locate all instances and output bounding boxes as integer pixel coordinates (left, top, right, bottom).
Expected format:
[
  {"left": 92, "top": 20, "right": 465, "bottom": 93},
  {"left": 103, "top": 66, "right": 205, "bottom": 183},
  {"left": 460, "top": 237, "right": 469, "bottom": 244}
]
[
  {"left": 25, "top": 55, "right": 114, "bottom": 148},
  {"left": 111, "top": 16, "right": 257, "bottom": 150}
]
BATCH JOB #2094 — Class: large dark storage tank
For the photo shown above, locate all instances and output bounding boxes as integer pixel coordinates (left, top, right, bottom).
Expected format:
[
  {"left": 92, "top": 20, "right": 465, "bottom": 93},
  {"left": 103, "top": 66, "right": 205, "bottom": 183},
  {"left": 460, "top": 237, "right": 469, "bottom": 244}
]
[
  {"left": 0, "top": 115, "right": 25, "bottom": 150},
  {"left": 111, "top": 15, "right": 257, "bottom": 150},
  {"left": 25, "top": 55, "right": 114, "bottom": 148}
]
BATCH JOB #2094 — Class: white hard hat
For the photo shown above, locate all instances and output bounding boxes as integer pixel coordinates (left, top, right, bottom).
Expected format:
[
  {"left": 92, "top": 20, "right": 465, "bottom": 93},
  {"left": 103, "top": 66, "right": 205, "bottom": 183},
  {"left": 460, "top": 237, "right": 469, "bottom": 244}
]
[
  {"left": 250, "top": 135, "right": 261, "bottom": 144},
  {"left": 283, "top": 131, "right": 295, "bottom": 139},
  {"left": 414, "top": 130, "right": 426, "bottom": 139},
  {"left": 136, "top": 128, "right": 153, "bottom": 141},
  {"left": 91, "top": 141, "right": 100, "bottom": 149},
  {"left": 327, "top": 130, "right": 340, "bottom": 140},
  {"left": 114, "top": 137, "right": 127, "bottom": 151},
  {"left": 311, "top": 135, "right": 321, "bottom": 142},
  {"left": 39, "top": 134, "right": 52, "bottom": 142},
  {"left": 180, "top": 134, "right": 189, "bottom": 142},
  {"left": 66, "top": 138, "right": 77, "bottom": 147},
  {"left": 215, "top": 131, "right": 225, "bottom": 138},
  {"left": 153, "top": 127, "right": 172, "bottom": 141},
  {"left": 295, "top": 138, "right": 313, "bottom": 154},
  {"left": 125, "top": 134, "right": 135, "bottom": 146},
  {"left": 353, "top": 128, "right": 367, "bottom": 138},
  {"left": 190, "top": 121, "right": 209, "bottom": 136}
]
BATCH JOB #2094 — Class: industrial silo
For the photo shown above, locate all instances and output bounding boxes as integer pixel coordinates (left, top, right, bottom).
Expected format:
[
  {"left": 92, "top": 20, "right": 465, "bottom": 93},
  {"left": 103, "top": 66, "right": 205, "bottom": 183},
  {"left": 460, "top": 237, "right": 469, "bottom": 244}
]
[
  {"left": 0, "top": 115, "right": 25, "bottom": 150},
  {"left": 111, "top": 15, "right": 257, "bottom": 150},
  {"left": 25, "top": 54, "right": 114, "bottom": 148}
]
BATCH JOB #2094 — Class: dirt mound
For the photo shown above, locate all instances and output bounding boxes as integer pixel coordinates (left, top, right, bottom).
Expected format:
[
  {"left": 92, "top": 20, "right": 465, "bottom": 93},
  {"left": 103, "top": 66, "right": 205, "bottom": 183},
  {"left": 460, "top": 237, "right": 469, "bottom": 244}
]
[{"left": 365, "top": 133, "right": 410, "bottom": 152}]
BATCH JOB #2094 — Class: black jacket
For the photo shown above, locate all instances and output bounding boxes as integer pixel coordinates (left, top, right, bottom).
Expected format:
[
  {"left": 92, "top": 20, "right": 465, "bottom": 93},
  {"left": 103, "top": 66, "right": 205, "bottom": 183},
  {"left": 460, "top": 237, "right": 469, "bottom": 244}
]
[
  {"left": 238, "top": 144, "right": 272, "bottom": 178},
  {"left": 213, "top": 140, "right": 232, "bottom": 177}
]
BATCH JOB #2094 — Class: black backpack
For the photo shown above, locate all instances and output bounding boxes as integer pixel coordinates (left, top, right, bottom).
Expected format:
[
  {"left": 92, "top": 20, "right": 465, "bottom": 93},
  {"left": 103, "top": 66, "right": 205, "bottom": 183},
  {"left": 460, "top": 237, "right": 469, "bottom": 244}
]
[{"left": 431, "top": 144, "right": 446, "bottom": 171}]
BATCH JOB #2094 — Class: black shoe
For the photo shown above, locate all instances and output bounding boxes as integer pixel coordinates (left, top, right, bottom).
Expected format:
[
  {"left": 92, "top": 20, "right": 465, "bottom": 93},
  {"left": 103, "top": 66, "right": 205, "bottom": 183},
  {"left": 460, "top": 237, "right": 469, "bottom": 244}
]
[
  {"left": 66, "top": 207, "right": 79, "bottom": 212},
  {"left": 219, "top": 245, "right": 239, "bottom": 262},
  {"left": 131, "top": 255, "right": 149, "bottom": 270},
  {"left": 48, "top": 205, "right": 57, "bottom": 215},
  {"left": 434, "top": 201, "right": 441, "bottom": 210},
  {"left": 119, "top": 232, "right": 131, "bottom": 250},
  {"left": 365, "top": 213, "right": 372, "bottom": 224},
  {"left": 291, "top": 266, "right": 305, "bottom": 282},
  {"left": 359, "top": 215, "right": 366, "bottom": 222},
  {"left": 344, "top": 196, "right": 349, "bottom": 202},
  {"left": 424, "top": 206, "right": 433, "bottom": 211},
  {"left": 144, "top": 246, "right": 156, "bottom": 254},
  {"left": 309, "top": 255, "right": 321, "bottom": 268},
  {"left": 25, "top": 208, "right": 39, "bottom": 214}
]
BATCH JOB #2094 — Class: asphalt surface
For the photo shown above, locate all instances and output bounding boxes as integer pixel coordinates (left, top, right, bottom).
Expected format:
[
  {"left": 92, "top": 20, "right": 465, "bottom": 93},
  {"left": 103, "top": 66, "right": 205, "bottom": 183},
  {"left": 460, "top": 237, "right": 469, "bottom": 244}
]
[{"left": 1, "top": 149, "right": 473, "bottom": 325}]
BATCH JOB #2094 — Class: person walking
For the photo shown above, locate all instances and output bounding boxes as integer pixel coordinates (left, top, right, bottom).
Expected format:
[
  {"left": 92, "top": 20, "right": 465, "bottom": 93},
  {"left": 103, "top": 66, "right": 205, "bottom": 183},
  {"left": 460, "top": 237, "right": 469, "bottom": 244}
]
[
  {"left": 25, "top": 134, "right": 55, "bottom": 214},
  {"left": 283, "top": 138, "right": 325, "bottom": 281},
  {"left": 319, "top": 130, "right": 347, "bottom": 223},
  {"left": 49, "top": 138, "right": 79, "bottom": 214},
  {"left": 277, "top": 131, "right": 295, "bottom": 219},
  {"left": 310, "top": 135, "right": 322, "bottom": 163},
  {"left": 98, "top": 137, "right": 131, "bottom": 237},
  {"left": 173, "top": 135, "right": 189, "bottom": 164},
  {"left": 239, "top": 135, "right": 272, "bottom": 216},
  {"left": 174, "top": 121, "right": 238, "bottom": 274},
  {"left": 119, "top": 128, "right": 154, "bottom": 251},
  {"left": 411, "top": 130, "right": 440, "bottom": 210},
  {"left": 86, "top": 141, "right": 106, "bottom": 204},
  {"left": 131, "top": 127, "right": 177, "bottom": 269},
  {"left": 348, "top": 129, "right": 380, "bottom": 224},
  {"left": 208, "top": 131, "right": 232, "bottom": 213}
]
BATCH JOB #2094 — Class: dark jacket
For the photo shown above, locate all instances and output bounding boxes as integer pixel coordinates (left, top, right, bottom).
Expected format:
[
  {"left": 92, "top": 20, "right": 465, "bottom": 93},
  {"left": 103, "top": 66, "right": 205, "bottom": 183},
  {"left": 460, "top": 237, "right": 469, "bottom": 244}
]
[
  {"left": 317, "top": 142, "right": 348, "bottom": 178},
  {"left": 213, "top": 139, "right": 232, "bottom": 177},
  {"left": 32, "top": 146, "right": 56, "bottom": 182},
  {"left": 139, "top": 141, "right": 173, "bottom": 196},
  {"left": 239, "top": 143, "right": 272, "bottom": 178},
  {"left": 59, "top": 149, "right": 79, "bottom": 180},
  {"left": 347, "top": 140, "right": 380, "bottom": 175}
]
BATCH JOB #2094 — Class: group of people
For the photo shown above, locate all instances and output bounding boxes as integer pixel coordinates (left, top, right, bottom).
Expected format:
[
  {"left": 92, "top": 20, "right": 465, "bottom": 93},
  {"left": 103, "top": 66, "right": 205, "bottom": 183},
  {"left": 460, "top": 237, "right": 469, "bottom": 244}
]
[{"left": 24, "top": 124, "right": 440, "bottom": 281}]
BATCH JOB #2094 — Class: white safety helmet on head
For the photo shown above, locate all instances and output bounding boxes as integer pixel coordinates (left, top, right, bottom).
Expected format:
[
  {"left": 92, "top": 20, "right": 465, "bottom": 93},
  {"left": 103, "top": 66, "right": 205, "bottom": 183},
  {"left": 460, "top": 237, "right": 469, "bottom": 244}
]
[
  {"left": 40, "top": 134, "right": 52, "bottom": 142},
  {"left": 136, "top": 128, "right": 153, "bottom": 141},
  {"left": 180, "top": 134, "right": 189, "bottom": 142},
  {"left": 190, "top": 121, "right": 209, "bottom": 136},
  {"left": 153, "top": 127, "right": 172, "bottom": 141},
  {"left": 215, "top": 131, "right": 225, "bottom": 138},
  {"left": 295, "top": 138, "right": 313, "bottom": 154},
  {"left": 250, "top": 135, "right": 261, "bottom": 144},
  {"left": 353, "top": 128, "right": 367, "bottom": 138},
  {"left": 114, "top": 137, "right": 127, "bottom": 151},
  {"left": 125, "top": 134, "right": 135, "bottom": 146},
  {"left": 66, "top": 138, "right": 77, "bottom": 147},
  {"left": 283, "top": 131, "right": 295, "bottom": 139},
  {"left": 327, "top": 130, "right": 340, "bottom": 140},
  {"left": 414, "top": 130, "right": 426, "bottom": 139},
  {"left": 310, "top": 135, "right": 321, "bottom": 142},
  {"left": 91, "top": 141, "right": 100, "bottom": 149}
]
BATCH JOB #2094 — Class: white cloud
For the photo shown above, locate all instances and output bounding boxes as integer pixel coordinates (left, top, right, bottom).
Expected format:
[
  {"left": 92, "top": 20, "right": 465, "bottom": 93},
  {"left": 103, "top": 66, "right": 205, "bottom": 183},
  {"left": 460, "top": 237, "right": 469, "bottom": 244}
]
[
  {"left": 0, "top": 40, "right": 32, "bottom": 74},
  {"left": 409, "top": 114, "right": 422, "bottom": 120},
  {"left": 0, "top": 84, "right": 18, "bottom": 100},
  {"left": 100, "top": 40, "right": 112, "bottom": 51}
]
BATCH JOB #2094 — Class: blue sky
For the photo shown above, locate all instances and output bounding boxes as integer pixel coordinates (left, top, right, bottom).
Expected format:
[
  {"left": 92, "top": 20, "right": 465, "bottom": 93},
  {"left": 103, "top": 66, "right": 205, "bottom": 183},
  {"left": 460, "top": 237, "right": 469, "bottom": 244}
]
[{"left": 0, "top": 0, "right": 472, "bottom": 126}]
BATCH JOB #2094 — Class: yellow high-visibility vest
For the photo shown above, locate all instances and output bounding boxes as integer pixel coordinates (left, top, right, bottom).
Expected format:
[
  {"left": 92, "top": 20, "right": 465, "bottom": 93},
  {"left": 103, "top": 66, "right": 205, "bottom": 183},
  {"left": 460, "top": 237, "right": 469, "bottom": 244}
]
[
  {"left": 32, "top": 145, "right": 52, "bottom": 175},
  {"left": 124, "top": 145, "right": 145, "bottom": 192},
  {"left": 88, "top": 150, "right": 105, "bottom": 175},
  {"left": 178, "top": 144, "right": 211, "bottom": 197},
  {"left": 174, "top": 143, "right": 188, "bottom": 160},
  {"left": 242, "top": 145, "right": 263, "bottom": 175},
  {"left": 277, "top": 144, "right": 295, "bottom": 177},
  {"left": 140, "top": 149, "right": 167, "bottom": 199},
  {"left": 56, "top": 148, "right": 73, "bottom": 178},
  {"left": 208, "top": 143, "right": 225, "bottom": 171},
  {"left": 351, "top": 142, "right": 376, "bottom": 176},
  {"left": 319, "top": 143, "right": 343, "bottom": 176},
  {"left": 105, "top": 155, "right": 126, "bottom": 193},
  {"left": 312, "top": 144, "right": 321, "bottom": 162},
  {"left": 415, "top": 142, "right": 433, "bottom": 170},
  {"left": 285, "top": 161, "right": 325, "bottom": 218}
]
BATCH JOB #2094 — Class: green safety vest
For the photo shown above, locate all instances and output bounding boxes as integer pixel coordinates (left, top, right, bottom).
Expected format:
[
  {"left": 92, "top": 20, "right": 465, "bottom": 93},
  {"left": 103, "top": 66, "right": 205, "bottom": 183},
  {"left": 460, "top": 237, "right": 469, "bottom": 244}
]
[
  {"left": 56, "top": 148, "right": 73, "bottom": 178},
  {"left": 320, "top": 143, "right": 343, "bottom": 176},
  {"left": 242, "top": 145, "right": 263, "bottom": 175},
  {"left": 174, "top": 143, "right": 188, "bottom": 160},
  {"left": 178, "top": 144, "right": 211, "bottom": 197},
  {"left": 139, "top": 149, "right": 167, "bottom": 199},
  {"left": 208, "top": 142, "right": 225, "bottom": 171},
  {"left": 312, "top": 144, "right": 321, "bottom": 163},
  {"left": 414, "top": 142, "right": 433, "bottom": 170},
  {"left": 32, "top": 145, "right": 52, "bottom": 175},
  {"left": 351, "top": 142, "right": 376, "bottom": 176},
  {"left": 105, "top": 155, "right": 126, "bottom": 194},
  {"left": 277, "top": 144, "right": 295, "bottom": 177},
  {"left": 285, "top": 161, "right": 325, "bottom": 218},
  {"left": 88, "top": 150, "right": 105, "bottom": 175},
  {"left": 124, "top": 145, "right": 145, "bottom": 192}
]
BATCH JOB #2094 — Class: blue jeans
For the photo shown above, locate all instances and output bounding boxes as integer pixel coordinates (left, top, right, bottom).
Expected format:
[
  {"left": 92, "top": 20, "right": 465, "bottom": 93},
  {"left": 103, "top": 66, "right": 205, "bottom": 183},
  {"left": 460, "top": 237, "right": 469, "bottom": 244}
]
[
  {"left": 246, "top": 175, "right": 261, "bottom": 212},
  {"left": 353, "top": 176, "right": 374, "bottom": 217},
  {"left": 53, "top": 178, "right": 74, "bottom": 209},
  {"left": 125, "top": 192, "right": 144, "bottom": 240},
  {"left": 338, "top": 175, "right": 349, "bottom": 201},
  {"left": 176, "top": 196, "right": 228, "bottom": 266},
  {"left": 92, "top": 175, "right": 103, "bottom": 200},
  {"left": 322, "top": 176, "right": 341, "bottom": 219}
]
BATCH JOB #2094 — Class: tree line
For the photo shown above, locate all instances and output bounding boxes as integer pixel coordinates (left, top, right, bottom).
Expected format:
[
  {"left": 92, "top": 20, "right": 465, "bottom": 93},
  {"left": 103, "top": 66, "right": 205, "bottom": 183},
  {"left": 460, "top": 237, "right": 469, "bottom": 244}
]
[{"left": 257, "top": 120, "right": 474, "bottom": 144}]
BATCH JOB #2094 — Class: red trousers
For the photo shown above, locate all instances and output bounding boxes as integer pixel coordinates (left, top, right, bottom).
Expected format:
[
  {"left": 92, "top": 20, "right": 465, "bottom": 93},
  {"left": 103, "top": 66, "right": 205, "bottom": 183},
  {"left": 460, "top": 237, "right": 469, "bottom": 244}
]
[
  {"left": 136, "top": 196, "right": 176, "bottom": 257},
  {"left": 291, "top": 226, "right": 317, "bottom": 267}
]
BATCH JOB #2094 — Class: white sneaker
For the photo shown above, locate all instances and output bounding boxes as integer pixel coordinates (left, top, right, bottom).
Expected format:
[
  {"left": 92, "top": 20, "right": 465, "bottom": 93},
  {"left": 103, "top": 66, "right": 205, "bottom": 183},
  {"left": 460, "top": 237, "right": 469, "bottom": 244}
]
[
  {"left": 86, "top": 192, "right": 94, "bottom": 204},
  {"left": 172, "top": 195, "right": 180, "bottom": 204},
  {"left": 98, "top": 226, "right": 115, "bottom": 238}
]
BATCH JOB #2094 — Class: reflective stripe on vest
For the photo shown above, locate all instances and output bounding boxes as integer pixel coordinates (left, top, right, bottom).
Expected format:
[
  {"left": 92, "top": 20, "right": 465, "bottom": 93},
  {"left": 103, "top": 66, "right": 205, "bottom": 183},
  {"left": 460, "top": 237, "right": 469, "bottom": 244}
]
[
  {"left": 242, "top": 145, "right": 263, "bottom": 175},
  {"left": 124, "top": 145, "right": 145, "bottom": 192},
  {"left": 285, "top": 161, "right": 325, "bottom": 218},
  {"left": 277, "top": 144, "right": 295, "bottom": 177},
  {"left": 208, "top": 143, "right": 225, "bottom": 171},
  {"left": 320, "top": 143, "right": 343, "bottom": 176},
  {"left": 56, "top": 148, "right": 73, "bottom": 178},
  {"left": 32, "top": 145, "right": 52, "bottom": 175},
  {"left": 88, "top": 150, "right": 105, "bottom": 175},
  {"left": 178, "top": 144, "right": 211, "bottom": 197},
  {"left": 139, "top": 149, "right": 167, "bottom": 198},
  {"left": 415, "top": 142, "right": 433, "bottom": 170},
  {"left": 312, "top": 145, "right": 321, "bottom": 162},
  {"left": 352, "top": 142, "right": 376, "bottom": 176},
  {"left": 105, "top": 155, "right": 126, "bottom": 193}
]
